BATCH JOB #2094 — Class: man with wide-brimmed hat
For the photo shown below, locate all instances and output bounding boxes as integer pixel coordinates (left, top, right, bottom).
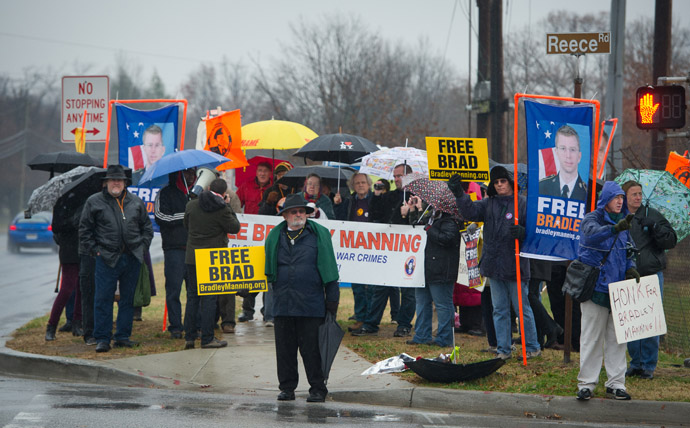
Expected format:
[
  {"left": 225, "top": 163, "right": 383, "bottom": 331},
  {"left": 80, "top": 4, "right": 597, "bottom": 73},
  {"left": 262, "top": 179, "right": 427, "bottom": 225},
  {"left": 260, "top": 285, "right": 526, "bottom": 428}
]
[
  {"left": 79, "top": 164, "right": 153, "bottom": 353},
  {"left": 264, "top": 194, "right": 340, "bottom": 403}
]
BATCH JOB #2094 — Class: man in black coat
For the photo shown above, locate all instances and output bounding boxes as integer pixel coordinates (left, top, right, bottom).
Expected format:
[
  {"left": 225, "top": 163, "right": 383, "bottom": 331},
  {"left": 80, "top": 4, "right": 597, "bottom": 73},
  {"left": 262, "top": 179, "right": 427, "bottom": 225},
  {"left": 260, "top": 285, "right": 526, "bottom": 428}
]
[
  {"left": 368, "top": 164, "right": 416, "bottom": 337},
  {"left": 264, "top": 194, "right": 340, "bottom": 403},
  {"left": 539, "top": 125, "right": 588, "bottom": 201},
  {"left": 184, "top": 178, "right": 240, "bottom": 349},
  {"left": 79, "top": 165, "right": 153, "bottom": 353},
  {"left": 622, "top": 180, "right": 677, "bottom": 380},
  {"left": 154, "top": 168, "right": 196, "bottom": 339}
]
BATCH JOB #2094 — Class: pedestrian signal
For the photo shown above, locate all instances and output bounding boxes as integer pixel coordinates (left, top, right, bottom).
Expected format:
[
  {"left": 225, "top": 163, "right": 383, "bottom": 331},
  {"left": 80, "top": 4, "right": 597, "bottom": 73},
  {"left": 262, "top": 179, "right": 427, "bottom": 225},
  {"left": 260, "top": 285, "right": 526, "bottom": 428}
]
[{"left": 635, "top": 85, "right": 686, "bottom": 130}]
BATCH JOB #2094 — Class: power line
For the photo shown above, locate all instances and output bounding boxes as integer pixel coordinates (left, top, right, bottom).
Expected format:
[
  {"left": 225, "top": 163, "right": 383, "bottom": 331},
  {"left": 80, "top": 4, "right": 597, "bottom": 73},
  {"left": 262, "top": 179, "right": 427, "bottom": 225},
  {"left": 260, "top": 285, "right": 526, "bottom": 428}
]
[{"left": 0, "top": 31, "right": 220, "bottom": 65}]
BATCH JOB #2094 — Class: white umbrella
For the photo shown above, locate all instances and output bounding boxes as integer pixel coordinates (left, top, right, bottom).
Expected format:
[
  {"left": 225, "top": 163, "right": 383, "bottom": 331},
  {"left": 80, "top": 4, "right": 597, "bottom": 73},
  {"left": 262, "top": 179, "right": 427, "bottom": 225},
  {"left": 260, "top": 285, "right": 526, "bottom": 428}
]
[{"left": 358, "top": 146, "right": 428, "bottom": 180}]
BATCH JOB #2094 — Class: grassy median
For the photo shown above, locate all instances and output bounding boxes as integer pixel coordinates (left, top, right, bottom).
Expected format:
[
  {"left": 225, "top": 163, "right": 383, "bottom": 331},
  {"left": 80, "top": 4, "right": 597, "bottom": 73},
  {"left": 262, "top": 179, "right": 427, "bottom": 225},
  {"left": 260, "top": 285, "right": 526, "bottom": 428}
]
[{"left": 7, "top": 261, "right": 690, "bottom": 402}]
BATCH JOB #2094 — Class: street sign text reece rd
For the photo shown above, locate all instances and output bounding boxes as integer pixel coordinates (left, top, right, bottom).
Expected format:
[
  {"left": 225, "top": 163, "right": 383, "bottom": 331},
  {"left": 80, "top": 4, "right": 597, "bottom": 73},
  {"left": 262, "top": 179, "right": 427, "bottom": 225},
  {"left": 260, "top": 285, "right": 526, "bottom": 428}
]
[
  {"left": 61, "top": 75, "right": 110, "bottom": 143},
  {"left": 546, "top": 32, "right": 611, "bottom": 55}
]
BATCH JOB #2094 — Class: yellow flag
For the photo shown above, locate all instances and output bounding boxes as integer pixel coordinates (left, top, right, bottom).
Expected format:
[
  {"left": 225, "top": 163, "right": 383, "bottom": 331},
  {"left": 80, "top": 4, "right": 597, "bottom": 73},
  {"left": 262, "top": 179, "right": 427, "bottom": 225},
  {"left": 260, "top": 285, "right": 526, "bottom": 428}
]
[{"left": 74, "top": 128, "right": 86, "bottom": 153}]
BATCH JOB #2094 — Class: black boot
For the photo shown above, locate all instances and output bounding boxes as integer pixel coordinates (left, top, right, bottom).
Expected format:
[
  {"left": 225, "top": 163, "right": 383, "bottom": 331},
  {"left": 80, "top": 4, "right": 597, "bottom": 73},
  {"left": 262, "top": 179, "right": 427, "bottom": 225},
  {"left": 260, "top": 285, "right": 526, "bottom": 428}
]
[
  {"left": 133, "top": 306, "right": 143, "bottom": 321},
  {"left": 45, "top": 324, "right": 57, "bottom": 341},
  {"left": 58, "top": 321, "right": 72, "bottom": 332},
  {"left": 72, "top": 320, "right": 84, "bottom": 337}
]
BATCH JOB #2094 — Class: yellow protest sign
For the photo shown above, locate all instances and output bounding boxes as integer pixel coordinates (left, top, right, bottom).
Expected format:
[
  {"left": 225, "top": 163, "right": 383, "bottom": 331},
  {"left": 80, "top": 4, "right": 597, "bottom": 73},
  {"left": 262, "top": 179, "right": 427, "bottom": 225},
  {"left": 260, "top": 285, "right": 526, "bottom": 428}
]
[
  {"left": 425, "top": 137, "right": 490, "bottom": 181},
  {"left": 194, "top": 246, "right": 268, "bottom": 296}
]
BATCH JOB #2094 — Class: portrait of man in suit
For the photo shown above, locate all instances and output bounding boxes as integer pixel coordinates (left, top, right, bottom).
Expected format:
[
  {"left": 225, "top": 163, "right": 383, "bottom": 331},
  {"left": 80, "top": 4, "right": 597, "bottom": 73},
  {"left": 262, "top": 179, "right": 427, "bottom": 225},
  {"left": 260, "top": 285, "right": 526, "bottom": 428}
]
[{"left": 539, "top": 124, "right": 587, "bottom": 201}]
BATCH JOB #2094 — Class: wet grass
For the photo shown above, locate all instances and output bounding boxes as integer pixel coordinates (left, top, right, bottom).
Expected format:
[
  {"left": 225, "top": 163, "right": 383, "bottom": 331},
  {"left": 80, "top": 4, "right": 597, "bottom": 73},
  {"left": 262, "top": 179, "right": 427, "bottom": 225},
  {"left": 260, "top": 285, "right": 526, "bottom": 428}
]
[{"left": 7, "top": 262, "right": 690, "bottom": 401}]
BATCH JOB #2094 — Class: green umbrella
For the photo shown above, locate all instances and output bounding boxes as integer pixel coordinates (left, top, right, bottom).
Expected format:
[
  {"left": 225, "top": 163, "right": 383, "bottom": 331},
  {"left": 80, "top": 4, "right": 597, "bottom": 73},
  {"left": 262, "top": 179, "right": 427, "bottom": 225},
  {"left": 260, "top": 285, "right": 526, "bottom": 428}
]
[{"left": 614, "top": 169, "right": 690, "bottom": 241}]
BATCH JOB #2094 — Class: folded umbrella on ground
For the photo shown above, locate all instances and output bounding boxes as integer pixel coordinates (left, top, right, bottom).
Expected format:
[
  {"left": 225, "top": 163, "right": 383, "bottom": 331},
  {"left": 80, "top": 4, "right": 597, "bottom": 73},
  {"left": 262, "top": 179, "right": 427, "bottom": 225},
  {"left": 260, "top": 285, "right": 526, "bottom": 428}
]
[{"left": 405, "top": 357, "right": 505, "bottom": 383}]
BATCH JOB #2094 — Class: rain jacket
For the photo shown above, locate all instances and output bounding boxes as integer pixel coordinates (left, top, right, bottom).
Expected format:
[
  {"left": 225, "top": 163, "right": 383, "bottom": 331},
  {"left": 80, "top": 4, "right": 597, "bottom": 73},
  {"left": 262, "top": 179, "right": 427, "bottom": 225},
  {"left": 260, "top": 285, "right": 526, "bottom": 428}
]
[
  {"left": 184, "top": 190, "right": 240, "bottom": 265},
  {"left": 424, "top": 213, "right": 461, "bottom": 284},
  {"left": 79, "top": 188, "right": 153, "bottom": 268},
  {"left": 577, "top": 181, "right": 635, "bottom": 294},
  {"left": 629, "top": 206, "right": 677, "bottom": 276},
  {"left": 154, "top": 172, "right": 190, "bottom": 251},
  {"left": 333, "top": 190, "right": 373, "bottom": 222},
  {"left": 456, "top": 193, "right": 530, "bottom": 282}
]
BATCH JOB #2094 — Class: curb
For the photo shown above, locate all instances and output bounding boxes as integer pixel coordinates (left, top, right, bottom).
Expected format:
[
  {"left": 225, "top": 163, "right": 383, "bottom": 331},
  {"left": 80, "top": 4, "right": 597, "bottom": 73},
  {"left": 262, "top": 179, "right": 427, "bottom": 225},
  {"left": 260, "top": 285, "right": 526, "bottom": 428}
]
[
  {"left": 331, "top": 387, "right": 690, "bottom": 426},
  {"left": 0, "top": 348, "right": 166, "bottom": 389}
]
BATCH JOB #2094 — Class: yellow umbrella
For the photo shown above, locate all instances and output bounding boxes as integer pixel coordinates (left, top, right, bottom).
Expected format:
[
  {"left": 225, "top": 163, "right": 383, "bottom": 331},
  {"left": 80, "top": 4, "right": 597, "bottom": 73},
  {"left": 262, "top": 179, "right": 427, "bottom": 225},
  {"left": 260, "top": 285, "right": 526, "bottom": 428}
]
[{"left": 241, "top": 119, "right": 318, "bottom": 150}]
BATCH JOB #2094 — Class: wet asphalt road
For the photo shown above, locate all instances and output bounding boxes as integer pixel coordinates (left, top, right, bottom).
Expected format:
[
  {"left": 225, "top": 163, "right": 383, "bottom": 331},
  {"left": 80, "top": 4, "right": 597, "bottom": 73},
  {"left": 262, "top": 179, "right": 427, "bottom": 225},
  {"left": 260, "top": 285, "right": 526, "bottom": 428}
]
[{"left": 0, "top": 377, "right": 661, "bottom": 428}]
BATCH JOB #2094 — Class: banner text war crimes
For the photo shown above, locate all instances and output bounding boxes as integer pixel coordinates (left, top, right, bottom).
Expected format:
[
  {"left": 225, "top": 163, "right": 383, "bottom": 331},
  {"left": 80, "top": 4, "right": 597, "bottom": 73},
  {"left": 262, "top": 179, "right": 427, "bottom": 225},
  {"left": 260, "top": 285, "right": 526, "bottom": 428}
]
[
  {"left": 426, "top": 137, "right": 490, "bottom": 181},
  {"left": 534, "top": 196, "right": 585, "bottom": 238},
  {"left": 195, "top": 247, "right": 267, "bottom": 296}
]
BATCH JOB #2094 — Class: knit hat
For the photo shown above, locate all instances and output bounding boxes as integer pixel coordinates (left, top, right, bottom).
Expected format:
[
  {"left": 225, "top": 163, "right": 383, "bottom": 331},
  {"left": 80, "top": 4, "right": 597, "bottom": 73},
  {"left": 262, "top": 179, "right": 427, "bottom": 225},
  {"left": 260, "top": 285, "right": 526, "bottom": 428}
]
[
  {"left": 274, "top": 161, "right": 293, "bottom": 175},
  {"left": 486, "top": 165, "right": 514, "bottom": 197}
]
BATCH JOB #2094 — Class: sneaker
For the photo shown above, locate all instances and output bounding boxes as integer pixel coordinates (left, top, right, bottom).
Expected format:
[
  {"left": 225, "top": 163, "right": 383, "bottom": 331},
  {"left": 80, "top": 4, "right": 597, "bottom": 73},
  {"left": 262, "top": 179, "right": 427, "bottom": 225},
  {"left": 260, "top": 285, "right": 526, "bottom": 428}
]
[
  {"left": 347, "top": 321, "right": 363, "bottom": 332},
  {"left": 625, "top": 367, "right": 643, "bottom": 377},
  {"left": 84, "top": 337, "right": 97, "bottom": 346},
  {"left": 264, "top": 321, "right": 274, "bottom": 328},
  {"left": 351, "top": 327, "right": 378, "bottom": 336},
  {"left": 516, "top": 350, "right": 541, "bottom": 360},
  {"left": 481, "top": 346, "right": 498, "bottom": 353},
  {"left": 497, "top": 353, "right": 511, "bottom": 361},
  {"left": 201, "top": 338, "right": 228, "bottom": 348},
  {"left": 222, "top": 325, "right": 235, "bottom": 334},
  {"left": 238, "top": 314, "right": 253, "bottom": 322},
  {"left": 606, "top": 387, "right": 631, "bottom": 400},
  {"left": 393, "top": 327, "right": 411, "bottom": 337},
  {"left": 576, "top": 388, "right": 592, "bottom": 401},
  {"left": 184, "top": 341, "right": 195, "bottom": 350}
]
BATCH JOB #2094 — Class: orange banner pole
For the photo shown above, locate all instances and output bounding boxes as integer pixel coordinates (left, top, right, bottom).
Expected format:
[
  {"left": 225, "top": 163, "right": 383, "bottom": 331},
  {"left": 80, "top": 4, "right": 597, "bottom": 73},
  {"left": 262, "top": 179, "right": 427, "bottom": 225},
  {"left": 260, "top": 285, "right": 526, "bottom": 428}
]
[
  {"left": 163, "top": 304, "right": 168, "bottom": 332},
  {"left": 512, "top": 93, "right": 601, "bottom": 366}
]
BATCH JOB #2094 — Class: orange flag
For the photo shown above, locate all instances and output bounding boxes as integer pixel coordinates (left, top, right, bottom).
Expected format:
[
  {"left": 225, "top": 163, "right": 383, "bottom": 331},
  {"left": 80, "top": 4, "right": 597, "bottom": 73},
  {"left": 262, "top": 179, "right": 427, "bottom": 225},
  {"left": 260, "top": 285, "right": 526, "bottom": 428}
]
[
  {"left": 666, "top": 151, "right": 690, "bottom": 188},
  {"left": 204, "top": 109, "right": 248, "bottom": 171}
]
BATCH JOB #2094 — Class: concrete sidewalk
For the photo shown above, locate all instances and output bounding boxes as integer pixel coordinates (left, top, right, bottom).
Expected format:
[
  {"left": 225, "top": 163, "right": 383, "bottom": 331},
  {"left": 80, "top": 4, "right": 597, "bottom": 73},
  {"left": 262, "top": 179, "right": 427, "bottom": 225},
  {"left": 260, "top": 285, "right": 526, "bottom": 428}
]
[{"left": 1, "top": 320, "right": 689, "bottom": 426}]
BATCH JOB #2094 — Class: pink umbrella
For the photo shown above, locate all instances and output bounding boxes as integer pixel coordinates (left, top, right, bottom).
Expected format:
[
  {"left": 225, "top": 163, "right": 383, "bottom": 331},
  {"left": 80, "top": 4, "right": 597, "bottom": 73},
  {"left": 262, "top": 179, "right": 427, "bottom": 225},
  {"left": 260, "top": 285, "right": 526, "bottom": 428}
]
[{"left": 402, "top": 173, "right": 459, "bottom": 217}]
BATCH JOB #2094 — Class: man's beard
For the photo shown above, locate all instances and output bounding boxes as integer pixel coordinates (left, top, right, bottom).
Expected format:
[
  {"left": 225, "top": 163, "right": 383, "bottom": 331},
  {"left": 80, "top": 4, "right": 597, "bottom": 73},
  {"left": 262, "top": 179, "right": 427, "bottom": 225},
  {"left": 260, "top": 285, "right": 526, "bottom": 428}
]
[{"left": 287, "top": 218, "right": 306, "bottom": 230}]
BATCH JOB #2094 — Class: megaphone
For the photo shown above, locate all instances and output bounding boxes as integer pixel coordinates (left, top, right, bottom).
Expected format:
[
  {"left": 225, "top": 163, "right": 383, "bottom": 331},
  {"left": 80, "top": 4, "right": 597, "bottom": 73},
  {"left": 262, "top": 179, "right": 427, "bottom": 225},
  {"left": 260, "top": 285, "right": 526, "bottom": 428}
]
[{"left": 191, "top": 167, "right": 218, "bottom": 196}]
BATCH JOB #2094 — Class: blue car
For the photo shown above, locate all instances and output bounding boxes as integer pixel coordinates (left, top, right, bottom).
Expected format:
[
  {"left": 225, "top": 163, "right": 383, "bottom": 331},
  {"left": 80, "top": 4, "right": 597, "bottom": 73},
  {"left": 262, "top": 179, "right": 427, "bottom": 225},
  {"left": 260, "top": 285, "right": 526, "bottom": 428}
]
[{"left": 7, "top": 211, "right": 56, "bottom": 253}]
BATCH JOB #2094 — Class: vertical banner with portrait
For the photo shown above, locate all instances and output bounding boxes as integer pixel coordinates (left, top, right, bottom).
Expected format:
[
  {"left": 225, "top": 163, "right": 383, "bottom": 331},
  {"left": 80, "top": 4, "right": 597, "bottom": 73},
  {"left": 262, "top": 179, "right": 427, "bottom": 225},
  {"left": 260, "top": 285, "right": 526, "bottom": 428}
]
[
  {"left": 522, "top": 100, "right": 594, "bottom": 260},
  {"left": 116, "top": 104, "right": 179, "bottom": 233}
]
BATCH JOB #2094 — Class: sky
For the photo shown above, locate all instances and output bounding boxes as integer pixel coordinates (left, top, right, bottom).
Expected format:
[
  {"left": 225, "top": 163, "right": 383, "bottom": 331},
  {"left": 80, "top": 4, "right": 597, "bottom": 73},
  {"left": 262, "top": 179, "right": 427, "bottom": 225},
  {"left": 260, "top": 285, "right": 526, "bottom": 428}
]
[{"left": 1, "top": 0, "right": 688, "bottom": 95}]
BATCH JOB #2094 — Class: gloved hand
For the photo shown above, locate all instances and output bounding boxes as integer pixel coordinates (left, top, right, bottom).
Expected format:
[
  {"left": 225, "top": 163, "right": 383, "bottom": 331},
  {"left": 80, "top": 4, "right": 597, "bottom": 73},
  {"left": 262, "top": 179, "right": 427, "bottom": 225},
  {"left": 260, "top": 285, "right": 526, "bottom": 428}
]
[
  {"left": 640, "top": 216, "right": 656, "bottom": 231},
  {"left": 626, "top": 267, "right": 641, "bottom": 283},
  {"left": 509, "top": 224, "right": 525, "bottom": 240},
  {"left": 447, "top": 174, "right": 464, "bottom": 198},
  {"left": 326, "top": 301, "right": 338, "bottom": 317},
  {"left": 613, "top": 213, "right": 635, "bottom": 233},
  {"left": 466, "top": 222, "right": 478, "bottom": 235}
]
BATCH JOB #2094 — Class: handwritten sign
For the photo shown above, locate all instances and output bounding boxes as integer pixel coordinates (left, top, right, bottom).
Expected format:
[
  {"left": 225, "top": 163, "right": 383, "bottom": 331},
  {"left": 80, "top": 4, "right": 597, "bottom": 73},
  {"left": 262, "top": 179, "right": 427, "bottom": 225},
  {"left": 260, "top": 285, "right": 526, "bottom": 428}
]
[
  {"left": 609, "top": 275, "right": 666, "bottom": 344},
  {"left": 194, "top": 246, "right": 268, "bottom": 296},
  {"left": 425, "top": 137, "right": 490, "bottom": 181}
]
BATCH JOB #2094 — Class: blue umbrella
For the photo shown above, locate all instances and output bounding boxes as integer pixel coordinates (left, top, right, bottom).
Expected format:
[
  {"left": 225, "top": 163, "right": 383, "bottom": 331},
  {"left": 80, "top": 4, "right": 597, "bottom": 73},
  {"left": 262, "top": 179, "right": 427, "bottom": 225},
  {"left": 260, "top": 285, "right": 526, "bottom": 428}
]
[{"left": 138, "top": 150, "right": 233, "bottom": 185}]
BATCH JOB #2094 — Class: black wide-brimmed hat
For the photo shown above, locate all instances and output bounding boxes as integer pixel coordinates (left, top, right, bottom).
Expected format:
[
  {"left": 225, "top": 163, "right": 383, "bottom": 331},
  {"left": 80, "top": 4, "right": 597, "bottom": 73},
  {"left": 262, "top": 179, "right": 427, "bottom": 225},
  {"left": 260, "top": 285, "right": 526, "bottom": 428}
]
[
  {"left": 277, "top": 193, "right": 315, "bottom": 216},
  {"left": 102, "top": 164, "right": 130, "bottom": 181}
]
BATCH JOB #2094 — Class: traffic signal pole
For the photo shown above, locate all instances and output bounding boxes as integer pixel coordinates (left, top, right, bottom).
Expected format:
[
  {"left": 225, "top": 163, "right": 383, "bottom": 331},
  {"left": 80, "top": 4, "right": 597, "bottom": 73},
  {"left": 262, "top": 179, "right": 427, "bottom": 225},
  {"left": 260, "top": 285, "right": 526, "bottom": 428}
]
[{"left": 651, "top": 0, "right": 672, "bottom": 170}]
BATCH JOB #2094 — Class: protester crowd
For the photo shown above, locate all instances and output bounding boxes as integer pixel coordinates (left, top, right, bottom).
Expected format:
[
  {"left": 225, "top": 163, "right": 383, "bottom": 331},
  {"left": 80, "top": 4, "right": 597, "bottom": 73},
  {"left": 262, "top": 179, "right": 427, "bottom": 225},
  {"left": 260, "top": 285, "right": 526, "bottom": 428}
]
[{"left": 43, "top": 158, "right": 677, "bottom": 404}]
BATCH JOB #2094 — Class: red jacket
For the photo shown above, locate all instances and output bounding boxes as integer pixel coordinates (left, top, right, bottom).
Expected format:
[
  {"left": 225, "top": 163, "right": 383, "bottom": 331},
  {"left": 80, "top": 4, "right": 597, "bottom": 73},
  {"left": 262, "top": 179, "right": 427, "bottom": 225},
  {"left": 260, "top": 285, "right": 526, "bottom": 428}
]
[{"left": 236, "top": 178, "right": 271, "bottom": 214}]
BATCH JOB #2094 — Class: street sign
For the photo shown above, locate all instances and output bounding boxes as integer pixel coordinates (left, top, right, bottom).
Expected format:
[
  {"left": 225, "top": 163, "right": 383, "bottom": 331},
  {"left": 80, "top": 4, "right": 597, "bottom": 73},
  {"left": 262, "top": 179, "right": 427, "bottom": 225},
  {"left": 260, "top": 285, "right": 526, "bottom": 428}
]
[
  {"left": 546, "top": 32, "right": 611, "bottom": 55},
  {"left": 61, "top": 75, "right": 109, "bottom": 143}
]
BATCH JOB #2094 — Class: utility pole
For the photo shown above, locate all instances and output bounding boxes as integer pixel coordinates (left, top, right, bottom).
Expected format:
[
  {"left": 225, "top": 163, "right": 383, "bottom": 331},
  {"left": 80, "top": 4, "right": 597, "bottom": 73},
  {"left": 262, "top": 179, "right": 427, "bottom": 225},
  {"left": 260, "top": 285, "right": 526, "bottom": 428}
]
[
  {"left": 475, "top": 0, "right": 490, "bottom": 140},
  {"left": 651, "top": 0, "right": 672, "bottom": 170},
  {"left": 489, "top": 0, "right": 505, "bottom": 162},
  {"left": 605, "top": 0, "right": 626, "bottom": 178}
]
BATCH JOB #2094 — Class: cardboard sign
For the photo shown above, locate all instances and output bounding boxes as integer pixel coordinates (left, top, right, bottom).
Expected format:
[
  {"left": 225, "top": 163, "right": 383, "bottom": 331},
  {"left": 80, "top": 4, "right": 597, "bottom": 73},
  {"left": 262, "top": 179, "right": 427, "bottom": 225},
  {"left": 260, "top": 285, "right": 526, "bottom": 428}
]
[
  {"left": 425, "top": 137, "right": 490, "bottom": 181},
  {"left": 609, "top": 275, "right": 667, "bottom": 344},
  {"left": 194, "top": 246, "right": 268, "bottom": 296}
]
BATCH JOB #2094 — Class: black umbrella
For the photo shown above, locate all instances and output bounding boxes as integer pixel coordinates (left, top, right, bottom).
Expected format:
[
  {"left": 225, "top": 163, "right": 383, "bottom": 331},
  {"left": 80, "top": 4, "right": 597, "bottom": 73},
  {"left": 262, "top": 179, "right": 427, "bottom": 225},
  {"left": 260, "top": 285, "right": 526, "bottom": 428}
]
[
  {"left": 27, "top": 151, "right": 101, "bottom": 178},
  {"left": 405, "top": 357, "right": 505, "bottom": 383},
  {"left": 318, "top": 312, "right": 344, "bottom": 383},
  {"left": 278, "top": 165, "right": 355, "bottom": 189},
  {"left": 293, "top": 133, "right": 379, "bottom": 164}
]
